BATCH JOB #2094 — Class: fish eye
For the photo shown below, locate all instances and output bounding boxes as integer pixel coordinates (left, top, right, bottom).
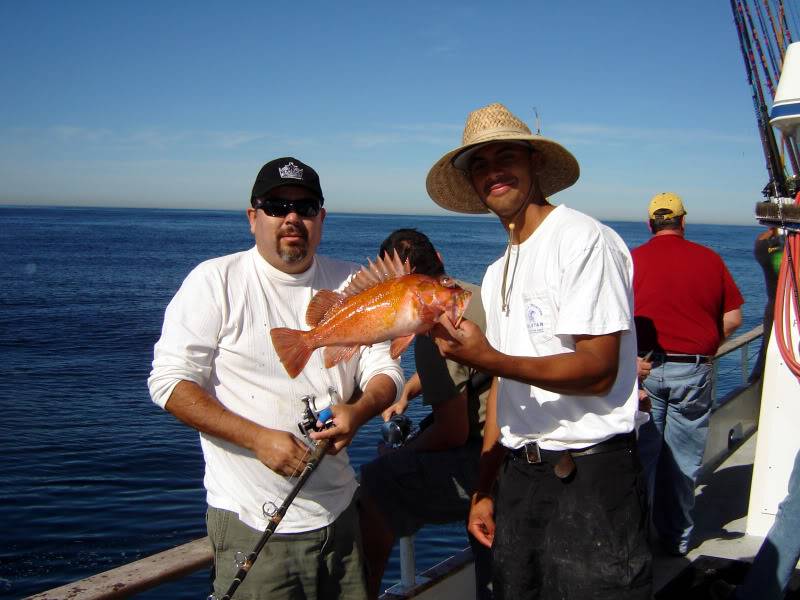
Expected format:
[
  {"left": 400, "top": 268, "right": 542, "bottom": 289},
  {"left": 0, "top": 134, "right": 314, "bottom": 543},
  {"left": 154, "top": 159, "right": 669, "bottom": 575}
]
[{"left": 439, "top": 276, "right": 456, "bottom": 288}]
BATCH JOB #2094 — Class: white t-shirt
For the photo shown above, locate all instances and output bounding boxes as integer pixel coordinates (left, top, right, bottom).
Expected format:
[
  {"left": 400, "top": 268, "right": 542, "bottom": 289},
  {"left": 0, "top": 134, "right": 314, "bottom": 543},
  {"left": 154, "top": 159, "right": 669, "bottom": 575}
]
[
  {"left": 482, "top": 205, "right": 639, "bottom": 451},
  {"left": 148, "top": 247, "right": 403, "bottom": 532}
]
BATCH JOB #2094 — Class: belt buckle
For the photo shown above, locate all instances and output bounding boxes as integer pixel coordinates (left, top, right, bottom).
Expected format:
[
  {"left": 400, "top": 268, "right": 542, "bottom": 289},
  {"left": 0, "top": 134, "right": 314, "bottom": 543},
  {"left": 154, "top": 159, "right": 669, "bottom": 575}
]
[{"left": 524, "top": 442, "right": 542, "bottom": 464}]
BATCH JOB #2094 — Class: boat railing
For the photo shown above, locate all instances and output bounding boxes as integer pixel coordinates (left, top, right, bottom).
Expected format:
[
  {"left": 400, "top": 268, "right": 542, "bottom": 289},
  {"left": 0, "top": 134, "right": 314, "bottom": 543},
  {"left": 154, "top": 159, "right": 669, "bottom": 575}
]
[
  {"left": 712, "top": 323, "right": 763, "bottom": 402},
  {"left": 27, "top": 325, "right": 765, "bottom": 600}
]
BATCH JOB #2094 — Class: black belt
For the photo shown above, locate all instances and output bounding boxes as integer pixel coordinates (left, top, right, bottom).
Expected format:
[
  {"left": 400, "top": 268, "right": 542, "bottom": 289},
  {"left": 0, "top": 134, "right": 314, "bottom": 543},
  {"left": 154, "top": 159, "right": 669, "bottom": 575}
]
[
  {"left": 650, "top": 353, "right": 712, "bottom": 364},
  {"left": 508, "top": 432, "right": 635, "bottom": 465}
]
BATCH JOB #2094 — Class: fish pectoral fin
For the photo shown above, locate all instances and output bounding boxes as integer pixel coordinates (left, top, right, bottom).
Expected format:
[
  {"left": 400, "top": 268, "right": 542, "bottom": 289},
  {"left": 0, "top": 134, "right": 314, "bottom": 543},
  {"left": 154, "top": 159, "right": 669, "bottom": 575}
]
[
  {"left": 418, "top": 302, "right": 443, "bottom": 325},
  {"left": 323, "top": 344, "right": 361, "bottom": 369},
  {"left": 306, "top": 290, "right": 346, "bottom": 326},
  {"left": 389, "top": 334, "right": 415, "bottom": 359}
]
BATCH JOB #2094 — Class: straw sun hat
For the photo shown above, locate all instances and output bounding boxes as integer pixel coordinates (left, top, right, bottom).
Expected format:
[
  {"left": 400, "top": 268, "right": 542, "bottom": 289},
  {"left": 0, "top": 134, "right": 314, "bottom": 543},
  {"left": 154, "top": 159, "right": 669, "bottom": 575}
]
[{"left": 426, "top": 103, "right": 580, "bottom": 214}]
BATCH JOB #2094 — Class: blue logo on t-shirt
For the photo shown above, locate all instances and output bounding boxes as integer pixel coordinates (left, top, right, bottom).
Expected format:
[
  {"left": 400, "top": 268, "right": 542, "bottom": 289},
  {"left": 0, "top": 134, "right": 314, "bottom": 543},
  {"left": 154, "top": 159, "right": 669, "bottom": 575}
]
[{"left": 526, "top": 302, "right": 545, "bottom": 334}]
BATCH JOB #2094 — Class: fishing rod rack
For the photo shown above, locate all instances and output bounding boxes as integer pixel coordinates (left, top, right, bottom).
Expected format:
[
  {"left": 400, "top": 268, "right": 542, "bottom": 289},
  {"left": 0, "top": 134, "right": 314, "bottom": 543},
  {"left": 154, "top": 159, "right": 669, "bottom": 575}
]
[{"left": 756, "top": 198, "right": 800, "bottom": 230}]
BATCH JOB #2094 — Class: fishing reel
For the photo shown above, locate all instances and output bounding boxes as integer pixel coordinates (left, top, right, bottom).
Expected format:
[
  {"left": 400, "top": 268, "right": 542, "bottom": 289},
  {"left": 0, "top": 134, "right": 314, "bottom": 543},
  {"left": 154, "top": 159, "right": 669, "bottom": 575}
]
[
  {"left": 297, "top": 387, "right": 339, "bottom": 441},
  {"left": 381, "top": 414, "right": 412, "bottom": 448}
]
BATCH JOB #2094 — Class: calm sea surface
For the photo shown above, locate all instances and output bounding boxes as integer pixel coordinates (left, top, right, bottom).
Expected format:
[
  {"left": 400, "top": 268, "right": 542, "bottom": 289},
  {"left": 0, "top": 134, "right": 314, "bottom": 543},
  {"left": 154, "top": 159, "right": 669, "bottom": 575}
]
[{"left": 0, "top": 206, "right": 767, "bottom": 599}]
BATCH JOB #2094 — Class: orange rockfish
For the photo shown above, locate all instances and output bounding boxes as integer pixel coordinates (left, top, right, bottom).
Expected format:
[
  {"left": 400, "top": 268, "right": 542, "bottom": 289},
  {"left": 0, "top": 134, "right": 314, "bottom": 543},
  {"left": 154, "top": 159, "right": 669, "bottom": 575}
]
[{"left": 270, "top": 251, "right": 471, "bottom": 378}]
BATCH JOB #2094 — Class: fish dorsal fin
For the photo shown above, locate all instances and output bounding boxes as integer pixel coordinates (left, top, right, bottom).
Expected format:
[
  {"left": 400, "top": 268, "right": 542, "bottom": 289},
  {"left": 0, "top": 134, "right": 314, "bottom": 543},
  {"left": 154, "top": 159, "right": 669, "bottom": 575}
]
[
  {"left": 306, "top": 289, "right": 347, "bottom": 327},
  {"left": 341, "top": 250, "right": 412, "bottom": 297}
]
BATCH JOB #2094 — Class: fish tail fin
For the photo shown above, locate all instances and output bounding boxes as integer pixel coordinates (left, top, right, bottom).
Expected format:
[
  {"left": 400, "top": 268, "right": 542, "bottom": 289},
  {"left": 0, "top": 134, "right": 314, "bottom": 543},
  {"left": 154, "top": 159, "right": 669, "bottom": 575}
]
[{"left": 270, "top": 327, "right": 314, "bottom": 378}]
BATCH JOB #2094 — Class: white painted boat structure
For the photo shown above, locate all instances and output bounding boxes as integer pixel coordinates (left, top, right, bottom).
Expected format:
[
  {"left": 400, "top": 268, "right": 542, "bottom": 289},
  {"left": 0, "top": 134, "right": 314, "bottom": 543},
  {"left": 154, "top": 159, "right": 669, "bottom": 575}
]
[{"left": 27, "top": 325, "right": 773, "bottom": 599}]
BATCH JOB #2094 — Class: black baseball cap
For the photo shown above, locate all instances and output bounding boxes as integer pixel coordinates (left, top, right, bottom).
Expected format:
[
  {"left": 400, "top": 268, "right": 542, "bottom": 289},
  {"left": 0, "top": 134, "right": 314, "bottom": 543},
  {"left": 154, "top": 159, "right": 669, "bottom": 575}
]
[{"left": 250, "top": 157, "right": 324, "bottom": 204}]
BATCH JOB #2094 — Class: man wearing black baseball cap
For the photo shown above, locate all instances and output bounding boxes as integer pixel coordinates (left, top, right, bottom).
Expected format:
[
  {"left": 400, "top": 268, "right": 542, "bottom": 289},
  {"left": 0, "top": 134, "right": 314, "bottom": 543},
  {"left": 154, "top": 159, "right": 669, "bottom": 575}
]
[
  {"left": 248, "top": 156, "right": 326, "bottom": 274},
  {"left": 148, "top": 157, "right": 402, "bottom": 599}
]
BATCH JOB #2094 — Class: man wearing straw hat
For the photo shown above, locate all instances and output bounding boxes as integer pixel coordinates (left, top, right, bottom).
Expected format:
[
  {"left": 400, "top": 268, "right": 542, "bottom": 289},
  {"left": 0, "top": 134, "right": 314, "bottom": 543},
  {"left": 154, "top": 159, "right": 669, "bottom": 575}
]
[{"left": 427, "top": 103, "right": 652, "bottom": 599}]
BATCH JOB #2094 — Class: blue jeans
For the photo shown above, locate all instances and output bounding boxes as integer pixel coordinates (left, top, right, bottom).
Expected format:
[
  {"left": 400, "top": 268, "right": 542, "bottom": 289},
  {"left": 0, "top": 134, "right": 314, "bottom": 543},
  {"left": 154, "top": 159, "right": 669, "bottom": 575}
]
[
  {"left": 637, "top": 359, "right": 713, "bottom": 554},
  {"left": 736, "top": 448, "right": 800, "bottom": 599}
]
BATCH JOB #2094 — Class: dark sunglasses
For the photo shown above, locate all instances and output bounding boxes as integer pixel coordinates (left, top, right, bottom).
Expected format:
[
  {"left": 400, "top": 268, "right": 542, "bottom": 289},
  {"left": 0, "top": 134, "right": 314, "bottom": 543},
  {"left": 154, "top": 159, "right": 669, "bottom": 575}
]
[{"left": 254, "top": 197, "right": 321, "bottom": 218}]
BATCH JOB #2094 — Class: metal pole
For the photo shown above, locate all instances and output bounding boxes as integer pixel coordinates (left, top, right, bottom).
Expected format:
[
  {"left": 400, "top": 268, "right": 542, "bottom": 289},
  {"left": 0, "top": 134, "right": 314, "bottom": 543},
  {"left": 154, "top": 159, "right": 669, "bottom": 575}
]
[
  {"left": 742, "top": 342, "right": 750, "bottom": 384},
  {"left": 399, "top": 536, "right": 416, "bottom": 589}
]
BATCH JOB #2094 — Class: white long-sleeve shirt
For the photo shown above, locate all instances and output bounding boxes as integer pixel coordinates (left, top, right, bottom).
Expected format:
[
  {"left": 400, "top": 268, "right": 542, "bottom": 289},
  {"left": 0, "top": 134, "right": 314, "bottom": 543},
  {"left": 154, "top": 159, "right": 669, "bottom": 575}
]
[{"left": 148, "top": 247, "right": 403, "bottom": 532}]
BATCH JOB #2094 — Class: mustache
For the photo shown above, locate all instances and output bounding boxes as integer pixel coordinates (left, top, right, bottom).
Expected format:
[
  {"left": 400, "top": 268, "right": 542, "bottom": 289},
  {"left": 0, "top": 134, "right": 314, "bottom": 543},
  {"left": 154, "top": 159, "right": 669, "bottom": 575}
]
[
  {"left": 484, "top": 175, "right": 515, "bottom": 195},
  {"left": 278, "top": 225, "right": 308, "bottom": 240}
]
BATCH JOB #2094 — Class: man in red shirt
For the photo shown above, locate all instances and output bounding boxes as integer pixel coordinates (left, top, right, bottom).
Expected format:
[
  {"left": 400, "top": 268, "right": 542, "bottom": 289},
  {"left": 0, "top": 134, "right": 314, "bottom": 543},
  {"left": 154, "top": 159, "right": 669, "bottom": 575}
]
[{"left": 633, "top": 192, "right": 743, "bottom": 557}]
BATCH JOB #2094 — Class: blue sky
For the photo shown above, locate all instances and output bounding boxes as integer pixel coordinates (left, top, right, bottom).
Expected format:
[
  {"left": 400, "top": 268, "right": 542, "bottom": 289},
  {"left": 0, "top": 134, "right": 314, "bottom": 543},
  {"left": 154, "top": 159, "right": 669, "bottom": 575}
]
[{"left": 0, "top": 1, "right": 791, "bottom": 224}]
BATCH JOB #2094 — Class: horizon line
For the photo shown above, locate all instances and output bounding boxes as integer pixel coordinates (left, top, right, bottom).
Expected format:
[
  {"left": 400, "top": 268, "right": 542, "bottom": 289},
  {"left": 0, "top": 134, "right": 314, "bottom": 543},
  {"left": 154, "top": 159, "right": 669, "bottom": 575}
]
[{"left": 0, "top": 202, "right": 763, "bottom": 227}]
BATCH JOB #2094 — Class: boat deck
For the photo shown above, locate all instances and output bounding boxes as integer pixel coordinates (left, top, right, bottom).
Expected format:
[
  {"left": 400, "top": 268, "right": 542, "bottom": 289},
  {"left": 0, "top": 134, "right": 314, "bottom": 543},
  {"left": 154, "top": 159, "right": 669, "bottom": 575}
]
[
  {"left": 653, "top": 432, "right": 800, "bottom": 597},
  {"left": 653, "top": 432, "right": 762, "bottom": 593}
]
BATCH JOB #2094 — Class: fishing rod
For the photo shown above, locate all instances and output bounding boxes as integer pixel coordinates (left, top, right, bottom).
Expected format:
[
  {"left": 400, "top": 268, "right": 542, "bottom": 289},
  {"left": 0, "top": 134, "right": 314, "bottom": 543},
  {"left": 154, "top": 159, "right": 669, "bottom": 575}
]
[
  {"left": 210, "top": 391, "right": 339, "bottom": 600},
  {"left": 755, "top": 0, "right": 781, "bottom": 84},
  {"left": 756, "top": 0, "right": 800, "bottom": 176},
  {"left": 773, "top": 0, "right": 800, "bottom": 178},
  {"left": 779, "top": 0, "right": 795, "bottom": 45},
  {"left": 732, "top": 0, "right": 789, "bottom": 197},
  {"left": 382, "top": 368, "right": 493, "bottom": 449},
  {"left": 763, "top": 0, "right": 786, "bottom": 56},
  {"left": 749, "top": 0, "right": 800, "bottom": 176},
  {"left": 747, "top": 0, "right": 777, "bottom": 97}
]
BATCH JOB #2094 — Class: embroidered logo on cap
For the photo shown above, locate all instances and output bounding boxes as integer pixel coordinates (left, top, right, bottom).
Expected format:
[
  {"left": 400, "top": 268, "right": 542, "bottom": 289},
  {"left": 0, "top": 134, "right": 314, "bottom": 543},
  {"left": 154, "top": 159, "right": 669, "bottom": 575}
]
[{"left": 278, "top": 161, "right": 303, "bottom": 180}]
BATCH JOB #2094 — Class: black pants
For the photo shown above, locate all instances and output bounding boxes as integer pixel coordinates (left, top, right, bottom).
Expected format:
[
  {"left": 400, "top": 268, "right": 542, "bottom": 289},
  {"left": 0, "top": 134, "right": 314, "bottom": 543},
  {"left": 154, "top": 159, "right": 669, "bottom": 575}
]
[{"left": 492, "top": 445, "right": 652, "bottom": 600}]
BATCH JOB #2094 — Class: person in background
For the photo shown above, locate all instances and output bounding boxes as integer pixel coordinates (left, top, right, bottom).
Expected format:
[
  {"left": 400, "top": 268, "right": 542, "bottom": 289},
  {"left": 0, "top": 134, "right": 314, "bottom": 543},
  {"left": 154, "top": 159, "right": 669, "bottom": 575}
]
[
  {"left": 359, "top": 228, "right": 493, "bottom": 600},
  {"left": 633, "top": 192, "right": 744, "bottom": 557},
  {"left": 148, "top": 157, "right": 402, "bottom": 600},
  {"left": 425, "top": 102, "right": 652, "bottom": 600},
  {"left": 751, "top": 226, "right": 784, "bottom": 381}
]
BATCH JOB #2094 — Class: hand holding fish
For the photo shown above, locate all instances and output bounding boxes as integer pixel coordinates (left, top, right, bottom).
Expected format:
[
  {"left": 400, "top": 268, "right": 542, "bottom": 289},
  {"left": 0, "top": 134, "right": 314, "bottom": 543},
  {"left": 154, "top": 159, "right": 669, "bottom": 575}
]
[
  {"left": 430, "top": 317, "right": 498, "bottom": 373},
  {"left": 253, "top": 428, "right": 311, "bottom": 477}
]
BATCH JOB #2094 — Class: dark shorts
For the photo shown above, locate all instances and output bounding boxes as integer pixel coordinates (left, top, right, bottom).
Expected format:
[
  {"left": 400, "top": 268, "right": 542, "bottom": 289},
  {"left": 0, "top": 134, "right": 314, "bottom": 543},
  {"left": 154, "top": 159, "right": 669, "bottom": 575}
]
[
  {"left": 206, "top": 498, "right": 366, "bottom": 600},
  {"left": 492, "top": 445, "right": 653, "bottom": 600},
  {"left": 359, "top": 440, "right": 482, "bottom": 537}
]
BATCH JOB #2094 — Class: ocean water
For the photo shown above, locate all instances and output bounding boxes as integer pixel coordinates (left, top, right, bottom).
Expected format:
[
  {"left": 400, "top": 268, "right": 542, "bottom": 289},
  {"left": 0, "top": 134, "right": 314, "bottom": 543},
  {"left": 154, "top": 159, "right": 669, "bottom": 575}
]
[{"left": 0, "top": 206, "right": 767, "bottom": 599}]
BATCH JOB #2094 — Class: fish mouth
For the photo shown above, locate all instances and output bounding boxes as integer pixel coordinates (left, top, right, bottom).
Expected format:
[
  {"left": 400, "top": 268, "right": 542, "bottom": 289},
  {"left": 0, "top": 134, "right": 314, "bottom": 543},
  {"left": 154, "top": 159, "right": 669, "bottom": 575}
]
[{"left": 450, "top": 288, "right": 472, "bottom": 326}]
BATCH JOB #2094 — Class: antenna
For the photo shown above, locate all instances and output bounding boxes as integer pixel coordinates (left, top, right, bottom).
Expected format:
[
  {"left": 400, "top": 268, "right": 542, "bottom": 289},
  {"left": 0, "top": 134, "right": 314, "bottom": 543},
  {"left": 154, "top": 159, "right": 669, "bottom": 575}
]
[{"left": 533, "top": 107, "right": 541, "bottom": 134}]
